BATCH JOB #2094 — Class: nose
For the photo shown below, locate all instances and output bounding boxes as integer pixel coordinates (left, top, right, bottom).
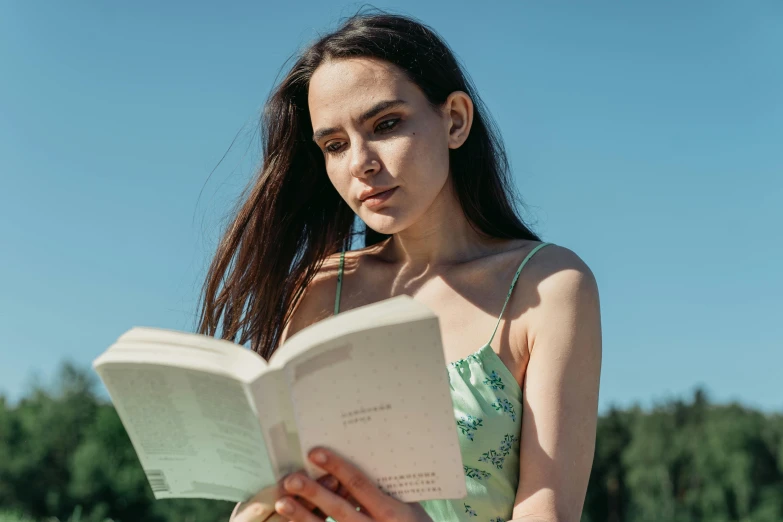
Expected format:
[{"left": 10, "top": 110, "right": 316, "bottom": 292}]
[{"left": 348, "top": 139, "right": 381, "bottom": 179}]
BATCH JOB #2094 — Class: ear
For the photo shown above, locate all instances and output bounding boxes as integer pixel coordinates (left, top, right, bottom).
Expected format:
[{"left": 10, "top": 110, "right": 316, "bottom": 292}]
[{"left": 442, "top": 91, "right": 474, "bottom": 150}]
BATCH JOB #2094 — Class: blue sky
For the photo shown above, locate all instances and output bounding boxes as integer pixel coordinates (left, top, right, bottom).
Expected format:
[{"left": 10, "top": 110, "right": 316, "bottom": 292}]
[{"left": 1, "top": 1, "right": 781, "bottom": 414}]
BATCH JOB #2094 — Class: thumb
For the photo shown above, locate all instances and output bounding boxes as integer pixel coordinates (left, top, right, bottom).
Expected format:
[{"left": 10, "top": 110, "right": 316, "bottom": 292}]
[{"left": 231, "top": 484, "right": 282, "bottom": 521}]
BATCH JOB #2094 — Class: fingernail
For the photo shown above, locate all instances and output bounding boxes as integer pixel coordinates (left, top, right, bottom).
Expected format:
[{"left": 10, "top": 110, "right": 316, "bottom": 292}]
[
  {"left": 276, "top": 499, "right": 294, "bottom": 515},
  {"left": 285, "top": 476, "right": 303, "bottom": 490},
  {"left": 311, "top": 449, "right": 327, "bottom": 464}
]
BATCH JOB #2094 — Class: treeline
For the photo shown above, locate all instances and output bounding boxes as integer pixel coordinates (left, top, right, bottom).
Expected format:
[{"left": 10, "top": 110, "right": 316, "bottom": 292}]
[{"left": 1, "top": 362, "right": 781, "bottom": 522}]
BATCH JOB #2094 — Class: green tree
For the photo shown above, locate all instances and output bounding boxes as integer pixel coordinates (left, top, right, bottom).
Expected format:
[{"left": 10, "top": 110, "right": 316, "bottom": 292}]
[
  {"left": 582, "top": 406, "right": 639, "bottom": 522},
  {"left": 67, "top": 404, "right": 157, "bottom": 521},
  {"left": 617, "top": 388, "right": 783, "bottom": 522},
  {"left": 2, "top": 362, "right": 782, "bottom": 522},
  {"left": 0, "top": 362, "right": 99, "bottom": 518}
]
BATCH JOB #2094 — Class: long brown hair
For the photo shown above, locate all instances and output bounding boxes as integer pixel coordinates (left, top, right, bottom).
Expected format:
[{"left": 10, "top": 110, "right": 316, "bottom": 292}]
[{"left": 197, "top": 10, "right": 540, "bottom": 359}]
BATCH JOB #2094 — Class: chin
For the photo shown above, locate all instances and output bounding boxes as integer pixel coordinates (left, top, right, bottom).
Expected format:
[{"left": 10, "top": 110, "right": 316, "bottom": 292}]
[{"left": 360, "top": 210, "right": 409, "bottom": 236}]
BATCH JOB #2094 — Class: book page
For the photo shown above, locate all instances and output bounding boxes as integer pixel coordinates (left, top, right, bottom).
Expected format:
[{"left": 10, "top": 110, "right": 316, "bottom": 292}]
[
  {"left": 269, "top": 295, "right": 433, "bottom": 370},
  {"left": 97, "top": 327, "right": 267, "bottom": 384},
  {"left": 97, "top": 363, "right": 276, "bottom": 502},
  {"left": 283, "top": 317, "right": 467, "bottom": 503},
  {"left": 247, "top": 369, "right": 305, "bottom": 480}
]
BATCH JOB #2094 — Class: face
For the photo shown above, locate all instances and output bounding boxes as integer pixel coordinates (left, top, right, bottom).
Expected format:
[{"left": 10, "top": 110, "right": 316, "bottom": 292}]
[{"left": 308, "top": 57, "right": 454, "bottom": 235}]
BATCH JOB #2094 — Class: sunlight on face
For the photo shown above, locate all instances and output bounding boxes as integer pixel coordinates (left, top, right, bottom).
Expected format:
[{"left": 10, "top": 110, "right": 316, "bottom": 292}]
[{"left": 308, "top": 57, "right": 452, "bottom": 235}]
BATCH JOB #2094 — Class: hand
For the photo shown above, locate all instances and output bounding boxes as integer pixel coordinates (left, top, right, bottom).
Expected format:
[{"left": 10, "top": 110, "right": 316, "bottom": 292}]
[
  {"left": 272, "top": 447, "right": 434, "bottom": 522},
  {"left": 230, "top": 473, "right": 343, "bottom": 522}
]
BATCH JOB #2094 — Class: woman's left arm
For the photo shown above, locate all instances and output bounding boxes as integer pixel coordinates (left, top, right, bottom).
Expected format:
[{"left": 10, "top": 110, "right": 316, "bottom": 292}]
[{"left": 511, "top": 248, "right": 603, "bottom": 522}]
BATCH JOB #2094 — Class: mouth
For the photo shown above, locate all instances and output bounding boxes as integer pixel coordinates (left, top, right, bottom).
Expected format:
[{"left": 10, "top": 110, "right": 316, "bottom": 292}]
[
  {"left": 359, "top": 186, "right": 397, "bottom": 201},
  {"left": 360, "top": 186, "right": 398, "bottom": 208}
]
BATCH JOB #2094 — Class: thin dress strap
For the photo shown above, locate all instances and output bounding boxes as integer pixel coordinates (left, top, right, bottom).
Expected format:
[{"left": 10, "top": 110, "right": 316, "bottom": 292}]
[
  {"left": 487, "top": 242, "right": 553, "bottom": 346},
  {"left": 334, "top": 248, "right": 346, "bottom": 315}
]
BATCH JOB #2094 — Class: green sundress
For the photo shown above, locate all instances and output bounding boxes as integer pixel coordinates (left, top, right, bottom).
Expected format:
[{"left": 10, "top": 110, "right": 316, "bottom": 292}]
[{"left": 332, "top": 242, "right": 553, "bottom": 522}]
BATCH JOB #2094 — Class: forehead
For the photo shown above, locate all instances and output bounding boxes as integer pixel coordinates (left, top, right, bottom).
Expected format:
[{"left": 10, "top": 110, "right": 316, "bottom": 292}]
[{"left": 308, "top": 58, "right": 417, "bottom": 123}]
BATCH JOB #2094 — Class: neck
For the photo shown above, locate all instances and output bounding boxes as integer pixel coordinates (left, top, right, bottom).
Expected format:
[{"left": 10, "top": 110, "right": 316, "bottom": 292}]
[{"left": 378, "top": 180, "right": 504, "bottom": 269}]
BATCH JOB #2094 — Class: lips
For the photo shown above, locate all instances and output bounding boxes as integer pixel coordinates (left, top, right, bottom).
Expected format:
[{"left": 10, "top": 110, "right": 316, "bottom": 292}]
[
  {"left": 359, "top": 186, "right": 398, "bottom": 209},
  {"left": 359, "top": 187, "right": 397, "bottom": 202}
]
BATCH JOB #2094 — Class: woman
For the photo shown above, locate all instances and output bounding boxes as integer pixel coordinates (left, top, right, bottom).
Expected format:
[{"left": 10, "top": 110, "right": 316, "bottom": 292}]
[{"left": 199, "top": 10, "right": 602, "bottom": 522}]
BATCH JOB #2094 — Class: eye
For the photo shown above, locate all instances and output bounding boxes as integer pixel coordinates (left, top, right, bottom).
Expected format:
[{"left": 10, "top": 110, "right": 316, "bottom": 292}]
[
  {"left": 324, "top": 142, "right": 345, "bottom": 155},
  {"left": 323, "top": 119, "right": 400, "bottom": 156},
  {"left": 376, "top": 118, "right": 400, "bottom": 133}
]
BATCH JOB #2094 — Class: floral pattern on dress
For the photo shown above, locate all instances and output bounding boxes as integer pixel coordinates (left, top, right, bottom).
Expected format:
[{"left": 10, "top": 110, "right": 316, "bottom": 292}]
[
  {"left": 482, "top": 370, "right": 505, "bottom": 390},
  {"left": 456, "top": 414, "right": 484, "bottom": 441},
  {"left": 490, "top": 518, "right": 505, "bottom": 522},
  {"left": 499, "top": 434, "right": 517, "bottom": 453},
  {"left": 478, "top": 448, "right": 506, "bottom": 470},
  {"left": 464, "top": 504, "right": 477, "bottom": 517},
  {"left": 490, "top": 398, "right": 516, "bottom": 422},
  {"left": 463, "top": 465, "right": 492, "bottom": 480},
  {"left": 478, "top": 433, "right": 520, "bottom": 470}
]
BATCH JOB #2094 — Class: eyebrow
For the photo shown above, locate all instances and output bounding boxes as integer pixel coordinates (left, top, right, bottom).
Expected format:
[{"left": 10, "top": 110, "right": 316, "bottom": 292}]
[{"left": 312, "top": 99, "right": 407, "bottom": 143}]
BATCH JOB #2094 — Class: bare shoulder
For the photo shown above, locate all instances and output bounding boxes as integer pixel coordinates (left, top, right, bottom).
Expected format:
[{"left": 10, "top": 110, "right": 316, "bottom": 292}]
[
  {"left": 506, "top": 243, "right": 600, "bottom": 350},
  {"left": 278, "top": 247, "right": 374, "bottom": 345},
  {"left": 517, "top": 243, "right": 599, "bottom": 305},
  {"left": 278, "top": 251, "right": 343, "bottom": 345},
  {"left": 516, "top": 243, "right": 601, "bottom": 356}
]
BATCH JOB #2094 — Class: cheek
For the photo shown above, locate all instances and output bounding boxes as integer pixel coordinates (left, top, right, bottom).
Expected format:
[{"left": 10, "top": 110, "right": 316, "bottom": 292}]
[
  {"left": 387, "top": 127, "right": 448, "bottom": 176},
  {"left": 408, "top": 116, "right": 449, "bottom": 174},
  {"left": 398, "top": 132, "right": 450, "bottom": 191}
]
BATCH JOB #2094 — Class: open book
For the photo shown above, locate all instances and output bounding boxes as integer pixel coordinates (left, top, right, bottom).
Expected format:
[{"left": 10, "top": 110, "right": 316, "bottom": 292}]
[{"left": 92, "top": 295, "right": 467, "bottom": 504}]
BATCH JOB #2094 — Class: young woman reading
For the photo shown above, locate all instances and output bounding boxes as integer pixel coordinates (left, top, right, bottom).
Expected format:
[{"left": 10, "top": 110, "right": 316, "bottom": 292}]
[{"left": 198, "top": 11, "right": 602, "bottom": 522}]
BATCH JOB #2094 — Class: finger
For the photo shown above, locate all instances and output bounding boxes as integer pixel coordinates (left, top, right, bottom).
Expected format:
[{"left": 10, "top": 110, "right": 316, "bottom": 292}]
[
  {"left": 335, "top": 483, "right": 364, "bottom": 513},
  {"left": 274, "top": 496, "right": 326, "bottom": 522},
  {"left": 311, "top": 478, "right": 357, "bottom": 519},
  {"left": 297, "top": 473, "right": 341, "bottom": 514},
  {"left": 318, "top": 473, "right": 340, "bottom": 492},
  {"left": 232, "top": 500, "right": 278, "bottom": 522},
  {"left": 230, "top": 476, "right": 340, "bottom": 522},
  {"left": 307, "top": 447, "right": 393, "bottom": 518},
  {"left": 263, "top": 514, "right": 289, "bottom": 522},
  {"left": 232, "top": 484, "right": 284, "bottom": 522},
  {"left": 279, "top": 472, "right": 370, "bottom": 522}
]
